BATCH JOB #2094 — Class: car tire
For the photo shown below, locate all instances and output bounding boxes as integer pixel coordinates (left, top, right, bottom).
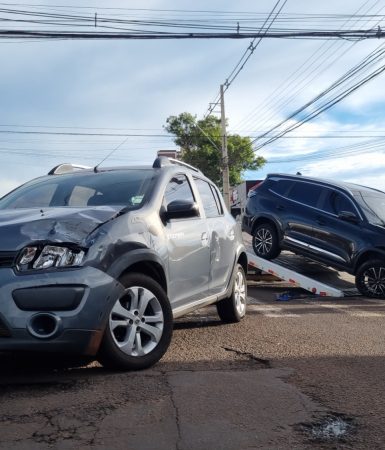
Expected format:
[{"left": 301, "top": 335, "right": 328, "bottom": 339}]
[
  {"left": 97, "top": 272, "right": 173, "bottom": 370},
  {"left": 355, "top": 259, "right": 385, "bottom": 299},
  {"left": 252, "top": 223, "right": 281, "bottom": 259},
  {"left": 216, "top": 264, "right": 247, "bottom": 323}
]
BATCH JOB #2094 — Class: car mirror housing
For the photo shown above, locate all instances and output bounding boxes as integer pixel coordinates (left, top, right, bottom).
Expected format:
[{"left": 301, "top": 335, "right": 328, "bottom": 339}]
[
  {"left": 338, "top": 210, "right": 359, "bottom": 223},
  {"left": 165, "top": 200, "right": 199, "bottom": 220}
]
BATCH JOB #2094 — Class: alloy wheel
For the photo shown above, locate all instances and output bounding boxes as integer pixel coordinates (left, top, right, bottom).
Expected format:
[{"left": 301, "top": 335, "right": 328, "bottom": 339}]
[
  {"left": 234, "top": 270, "right": 246, "bottom": 316},
  {"left": 362, "top": 266, "right": 385, "bottom": 296},
  {"left": 109, "top": 286, "right": 164, "bottom": 357},
  {"left": 254, "top": 228, "right": 273, "bottom": 255}
]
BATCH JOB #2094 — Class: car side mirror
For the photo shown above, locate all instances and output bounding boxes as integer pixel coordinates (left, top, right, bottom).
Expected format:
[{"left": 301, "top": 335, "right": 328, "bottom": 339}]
[
  {"left": 338, "top": 210, "right": 359, "bottom": 223},
  {"left": 164, "top": 200, "right": 199, "bottom": 220}
]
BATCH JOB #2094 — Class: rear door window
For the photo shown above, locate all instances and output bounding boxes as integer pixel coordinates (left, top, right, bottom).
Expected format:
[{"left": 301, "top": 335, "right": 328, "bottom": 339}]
[
  {"left": 194, "top": 178, "right": 221, "bottom": 218},
  {"left": 269, "top": 179, "right": 294, "bottom": 197},
  {"left": 288, "top": 182, "right": 323, "bottom": 207}
]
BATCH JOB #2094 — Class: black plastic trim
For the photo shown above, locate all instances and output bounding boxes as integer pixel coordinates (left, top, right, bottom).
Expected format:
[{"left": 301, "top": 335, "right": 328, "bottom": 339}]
[{"left": 12, "top": 285, "right": 86, "bottom": 311}]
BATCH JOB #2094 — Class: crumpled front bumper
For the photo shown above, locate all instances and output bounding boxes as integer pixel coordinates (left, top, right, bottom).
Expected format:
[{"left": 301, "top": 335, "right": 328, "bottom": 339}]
[{"left": 0, "top": 266, "right": 124, "bottom": 355}]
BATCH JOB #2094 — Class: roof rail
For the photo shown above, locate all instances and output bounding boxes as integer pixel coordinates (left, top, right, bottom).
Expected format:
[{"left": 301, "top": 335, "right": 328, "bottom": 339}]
[
  {"left": 48, "top": 163, "right": 91, "bottom": 175},
  {"left": 152, "top": 156, "right": 201, "bottom": 173},
  {"left": 152, "top": 156, "right": 172, "bottom": 169}
]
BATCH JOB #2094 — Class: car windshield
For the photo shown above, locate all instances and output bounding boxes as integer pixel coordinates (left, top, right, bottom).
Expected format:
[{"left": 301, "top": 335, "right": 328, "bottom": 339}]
[
  {"left": 0, "top": 169, "right": 156, "bottom": 210},
  {"left": 355, "top": 190, "right": 385, "bottom": 226}
]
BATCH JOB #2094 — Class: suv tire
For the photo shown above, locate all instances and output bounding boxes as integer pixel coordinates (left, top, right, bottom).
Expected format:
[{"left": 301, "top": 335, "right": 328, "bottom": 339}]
[
  {"left": 355, "top": 259, "right": 385, "bottom": 299},
  {"left": 216, "top": 264, "right": 247, "bottom": 323},
  {"left": 98, "top": 273, "right": 173, "bottom": 370},
  {"left": 252, "top": 223, "right": 281, "bottom": 259}
]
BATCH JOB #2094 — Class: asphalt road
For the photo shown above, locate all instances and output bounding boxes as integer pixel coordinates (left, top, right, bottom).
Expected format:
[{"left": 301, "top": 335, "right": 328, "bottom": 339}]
[{"left": 1, "top": 283, "right": 385, "bottom": 449}]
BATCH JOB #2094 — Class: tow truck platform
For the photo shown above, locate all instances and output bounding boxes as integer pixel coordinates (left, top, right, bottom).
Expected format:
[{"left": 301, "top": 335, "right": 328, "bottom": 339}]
[{"left": 243, "top": 234, "right": 359, "bottom": 298}]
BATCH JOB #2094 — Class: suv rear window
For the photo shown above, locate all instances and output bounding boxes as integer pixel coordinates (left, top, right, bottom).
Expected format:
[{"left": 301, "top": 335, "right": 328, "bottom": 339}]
[
  {"left": 287, "top": 182, "right": 323, "bottom": 207},
  {"left": 269, "top": 179, "right": 294, "bottom": 196}
]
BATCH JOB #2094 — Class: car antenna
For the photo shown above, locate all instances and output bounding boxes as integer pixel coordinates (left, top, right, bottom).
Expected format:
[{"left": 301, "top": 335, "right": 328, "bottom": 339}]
[{"left": 93, "top": 135, "right": 131, "bottom": 172}]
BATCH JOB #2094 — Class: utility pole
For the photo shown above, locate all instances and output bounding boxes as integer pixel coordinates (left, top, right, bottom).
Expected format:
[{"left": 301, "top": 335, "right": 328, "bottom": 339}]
[{"left": 220, "top": 84, "right": 230, "bottom": 209}]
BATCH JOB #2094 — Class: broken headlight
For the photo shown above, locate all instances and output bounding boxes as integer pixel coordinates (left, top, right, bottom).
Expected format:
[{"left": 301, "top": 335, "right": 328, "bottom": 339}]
[{"left": 17, "top": 245, "right": 85, "bottom": 271}]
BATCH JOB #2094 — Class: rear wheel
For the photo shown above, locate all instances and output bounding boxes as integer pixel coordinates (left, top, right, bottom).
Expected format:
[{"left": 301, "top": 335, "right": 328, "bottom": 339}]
[
  {"left": 355, "top": 259, "right": 385, "bottom": 298},
  {"left": 252, "top": 223, "right": 281, "bottom": 259},
  {"left": 216, "top": 264, "right": 247, "bottom": 323},
  {"left": 98, "top": 273, "right": 173, "bottom": 370}
]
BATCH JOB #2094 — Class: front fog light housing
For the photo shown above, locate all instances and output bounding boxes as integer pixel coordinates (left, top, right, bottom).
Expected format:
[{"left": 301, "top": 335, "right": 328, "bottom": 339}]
[{"left": 17, "top": 245, "right": 85, "bottom": 271}]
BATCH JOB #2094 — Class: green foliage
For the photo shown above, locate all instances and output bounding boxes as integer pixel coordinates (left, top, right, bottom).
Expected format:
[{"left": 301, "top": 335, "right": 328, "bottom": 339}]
[{"left": 164, "top": 112, "right": 265, "bottom": 187}]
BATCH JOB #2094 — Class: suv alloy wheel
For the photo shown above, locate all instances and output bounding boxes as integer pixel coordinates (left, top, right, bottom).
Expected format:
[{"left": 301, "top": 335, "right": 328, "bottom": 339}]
[
  {"left": 355, "top": 259, "right": 385, "bottom": 298},
  {"left": 252, "top": 223, "right": 281, "bottom": 259}
]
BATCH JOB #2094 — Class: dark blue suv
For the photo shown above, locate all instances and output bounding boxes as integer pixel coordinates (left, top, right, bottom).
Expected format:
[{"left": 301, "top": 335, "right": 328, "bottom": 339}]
[{"left": 243, "top": 173, "right": 385, "bottom": 298}]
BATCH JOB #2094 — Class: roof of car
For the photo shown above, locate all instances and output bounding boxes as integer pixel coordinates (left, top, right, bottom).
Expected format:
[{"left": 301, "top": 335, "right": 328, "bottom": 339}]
[
  {"left": 266, "top": 173, "right": 385, "bottom": 195},
  {"left": 49, "top": 157, "right": 202, "bottom": 176}
]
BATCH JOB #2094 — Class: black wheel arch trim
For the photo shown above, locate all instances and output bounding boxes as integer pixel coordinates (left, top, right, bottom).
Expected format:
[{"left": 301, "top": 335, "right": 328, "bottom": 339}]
[
  {"left": 105, "top": 249, "right": 167, "bottom": 289},
  {"left": 354, "top": 248, "right": 385, "bottom": 273},
  {"left": 251, "top": 214, "right": 283, "bottom": 240}
]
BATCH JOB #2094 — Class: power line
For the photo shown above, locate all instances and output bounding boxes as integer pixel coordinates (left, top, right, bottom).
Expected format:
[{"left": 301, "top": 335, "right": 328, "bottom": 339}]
[
  {"left": 266, "top": 137, "right": 385, "bottom": 163},
  {"left": 204, "top": 0, "right": 287, "bottom": 118},
  {"left": 0, "top": 29, "right": 384, "bottom": 40},
  {"left": 0, "top": 130, "right": 172, "bottom": 137},
  {"left": 232, "top": 0, "right": 383, "bottom": 133},
  {"left": 252, "top": 41, "right": 385, "bottom": 150}
]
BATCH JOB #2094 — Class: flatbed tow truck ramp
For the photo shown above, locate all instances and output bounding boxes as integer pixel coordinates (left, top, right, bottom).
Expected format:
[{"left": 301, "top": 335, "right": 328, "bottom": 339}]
[
  {"left": 243, "top": 234, "right": 359, "bottom": 298},
  {"left": 247, "top": 252, "right": 345, "bottom": 297}
]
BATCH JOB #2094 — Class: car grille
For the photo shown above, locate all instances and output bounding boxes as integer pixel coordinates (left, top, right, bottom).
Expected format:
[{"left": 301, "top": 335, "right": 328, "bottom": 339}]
[
  {"left": 0, "top": 317, "right": 11, "bottom": 337},
  {"left": 0, "top": 251, "right": 17, "bottom": 268}
]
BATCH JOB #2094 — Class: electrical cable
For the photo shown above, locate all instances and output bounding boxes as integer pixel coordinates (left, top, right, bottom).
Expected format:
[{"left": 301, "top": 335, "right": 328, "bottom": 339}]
[
  {"left": 204, "top": 0, "right": 287, "bottom": 118},
  {"left": 252, "top": 41, "right": 385, "bottom": 150},
  {"left": 233, "top": 0, "right": 383, "bottom": 133}
]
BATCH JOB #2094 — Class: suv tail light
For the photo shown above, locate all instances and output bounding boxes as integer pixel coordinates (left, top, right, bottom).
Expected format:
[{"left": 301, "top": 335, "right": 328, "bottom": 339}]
[{"left": 247, "top": 181, "right": 263, "bottom": 198}]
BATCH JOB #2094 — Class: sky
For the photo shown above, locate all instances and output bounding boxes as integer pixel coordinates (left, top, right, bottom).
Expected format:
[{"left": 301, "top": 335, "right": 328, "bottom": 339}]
[{"left": 1, "top": 0, "right": 385, "bottom": 195}]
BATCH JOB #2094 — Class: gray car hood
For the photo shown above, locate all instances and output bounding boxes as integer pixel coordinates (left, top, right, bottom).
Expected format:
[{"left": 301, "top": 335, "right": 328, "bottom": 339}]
[{"left": 0, "top": 206, "right": 123, "bottom": 251}]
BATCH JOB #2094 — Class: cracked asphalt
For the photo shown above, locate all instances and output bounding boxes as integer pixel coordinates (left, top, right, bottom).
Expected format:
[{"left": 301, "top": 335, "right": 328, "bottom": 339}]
[{"left": 1, "top": 284, "right": 385, "bottom": 449}]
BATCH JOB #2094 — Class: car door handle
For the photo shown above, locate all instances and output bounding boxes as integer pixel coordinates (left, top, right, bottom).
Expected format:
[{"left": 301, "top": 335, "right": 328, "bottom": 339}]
[
  {"left": 201, "top": 232, "right": 209, "bottom": 245},
  {"left": 276, "top": 205, "right": 284, "bottom": 211},
  {"left": 316, "top": 218, "right": 326, "bottom": 226}
]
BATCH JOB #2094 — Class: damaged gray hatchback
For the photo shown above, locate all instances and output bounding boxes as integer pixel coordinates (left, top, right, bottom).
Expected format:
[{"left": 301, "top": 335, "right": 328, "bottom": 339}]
[{"left": 0, "top": 157, "right": 247, "bottom": 370}]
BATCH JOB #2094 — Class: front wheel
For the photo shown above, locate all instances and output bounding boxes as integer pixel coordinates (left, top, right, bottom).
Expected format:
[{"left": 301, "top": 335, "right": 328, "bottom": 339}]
[
  {"left": 216, "top": 264, "right": 247, "bottom": 323},
  {"left": 98, "top": 273, "right": 173, "bottom": 370},
  {"left": 252, "top": 223, "right": 281, "bottom": 259},
  {"left": 355, "top": 259, "right": 385, "bottom": 299}
]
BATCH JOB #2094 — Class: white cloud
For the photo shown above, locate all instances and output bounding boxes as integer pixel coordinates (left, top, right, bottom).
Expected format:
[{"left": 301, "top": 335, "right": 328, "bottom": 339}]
[
  {"left": 2, "top": 0, "right": 385, "bottom": 190},
  {"left": 0, "top": 178, "right": 23, "bottom": 197},
  {"left": 302, "top": 151, "right": 385, "bottom": 175}
]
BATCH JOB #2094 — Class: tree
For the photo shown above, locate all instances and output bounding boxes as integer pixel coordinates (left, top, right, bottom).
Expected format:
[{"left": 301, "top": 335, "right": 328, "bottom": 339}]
[{"left": 164, "top": 112, "right": 265, "bottom": 187}]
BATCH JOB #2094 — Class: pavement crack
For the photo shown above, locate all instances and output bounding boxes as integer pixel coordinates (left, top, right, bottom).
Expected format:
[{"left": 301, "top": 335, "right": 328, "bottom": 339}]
[
  {"left": 222, "top": 346, "right": 271, "bottom": 367},
  {"left": 163, "top": 373, "right": 182, "bottom": 450}
]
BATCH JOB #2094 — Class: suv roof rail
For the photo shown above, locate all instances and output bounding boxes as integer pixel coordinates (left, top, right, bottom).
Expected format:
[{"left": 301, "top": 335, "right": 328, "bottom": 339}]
[
  {"left": 48, "top": 163, "right": 91, "bottom": 175},
  {"left": 152, "top": 156, "right": 201, "bottom": 173}
]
